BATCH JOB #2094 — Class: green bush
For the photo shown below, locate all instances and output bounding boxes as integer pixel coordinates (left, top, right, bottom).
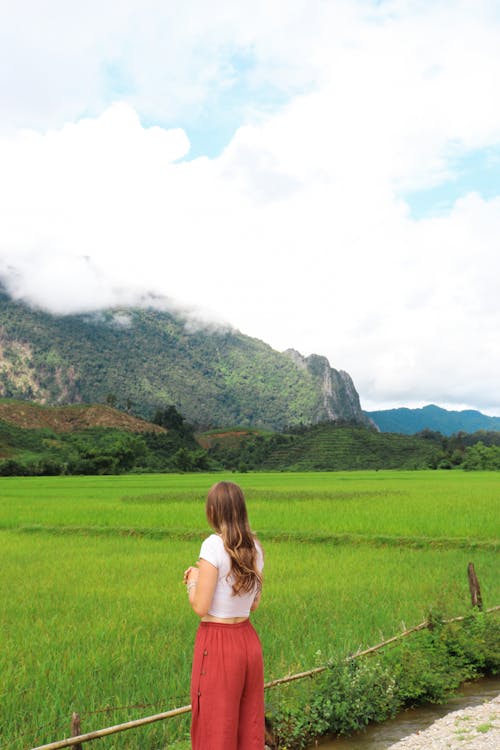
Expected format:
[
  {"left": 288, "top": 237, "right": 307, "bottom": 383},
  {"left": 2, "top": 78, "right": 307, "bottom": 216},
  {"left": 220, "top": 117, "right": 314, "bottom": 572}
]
[{"left": 0, "top": 458, "right": 31, "bottom": 476}]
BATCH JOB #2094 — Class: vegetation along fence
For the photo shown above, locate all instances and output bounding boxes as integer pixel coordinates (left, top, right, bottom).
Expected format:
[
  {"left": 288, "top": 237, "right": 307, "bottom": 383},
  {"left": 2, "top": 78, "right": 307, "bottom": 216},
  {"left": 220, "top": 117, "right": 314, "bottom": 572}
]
[{"left": 29, "top": 566, "right": 499, "bottom": 750}]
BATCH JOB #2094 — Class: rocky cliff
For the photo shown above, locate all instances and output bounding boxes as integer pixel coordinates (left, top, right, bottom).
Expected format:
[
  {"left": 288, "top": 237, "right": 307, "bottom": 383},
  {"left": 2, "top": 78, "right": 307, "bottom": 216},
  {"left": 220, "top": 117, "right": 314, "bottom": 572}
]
[{"left": 284, "top": 350, "right": 374, "bottom": 427}]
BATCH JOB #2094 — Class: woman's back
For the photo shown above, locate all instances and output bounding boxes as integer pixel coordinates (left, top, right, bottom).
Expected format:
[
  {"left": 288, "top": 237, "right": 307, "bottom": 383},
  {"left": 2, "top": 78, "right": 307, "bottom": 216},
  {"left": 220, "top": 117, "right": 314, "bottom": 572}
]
[{"left": 199, "top": 534, "right": 264, "bottom": 619}]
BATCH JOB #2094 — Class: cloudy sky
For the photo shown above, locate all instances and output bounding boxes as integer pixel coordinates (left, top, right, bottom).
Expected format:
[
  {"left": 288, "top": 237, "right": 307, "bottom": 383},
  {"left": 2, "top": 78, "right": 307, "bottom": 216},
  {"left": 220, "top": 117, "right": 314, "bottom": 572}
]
[{"left": 1, "top": 0, "right": 500, "bottom": 415}]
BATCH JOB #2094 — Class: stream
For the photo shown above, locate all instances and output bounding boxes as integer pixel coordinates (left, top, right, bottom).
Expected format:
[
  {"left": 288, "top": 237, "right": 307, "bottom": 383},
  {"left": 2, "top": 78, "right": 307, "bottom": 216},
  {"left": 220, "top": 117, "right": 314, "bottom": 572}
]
[{"left": 311, "top": 676, "right": 500, "bottom": 749}]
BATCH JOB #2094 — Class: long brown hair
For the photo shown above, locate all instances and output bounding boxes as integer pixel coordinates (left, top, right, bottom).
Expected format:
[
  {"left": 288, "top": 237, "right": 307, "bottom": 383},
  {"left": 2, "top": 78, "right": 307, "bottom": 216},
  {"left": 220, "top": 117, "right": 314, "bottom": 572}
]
[{"left": 206, "top": 481, "right": 263, "bottom": 596}]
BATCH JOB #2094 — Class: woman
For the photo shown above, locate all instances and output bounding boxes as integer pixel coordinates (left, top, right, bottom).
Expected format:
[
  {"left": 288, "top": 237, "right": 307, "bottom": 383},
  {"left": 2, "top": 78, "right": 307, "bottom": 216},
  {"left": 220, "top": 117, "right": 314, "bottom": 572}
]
[{"left": 184, "top": 481, "right": 265, "bottom": 750}]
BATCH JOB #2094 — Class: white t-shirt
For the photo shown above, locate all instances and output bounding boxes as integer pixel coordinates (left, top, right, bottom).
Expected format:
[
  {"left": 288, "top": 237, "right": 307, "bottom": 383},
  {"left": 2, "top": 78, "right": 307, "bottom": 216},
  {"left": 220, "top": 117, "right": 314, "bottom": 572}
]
[{"left": 199, "top": 533, "right": 264, "bottom": 618}]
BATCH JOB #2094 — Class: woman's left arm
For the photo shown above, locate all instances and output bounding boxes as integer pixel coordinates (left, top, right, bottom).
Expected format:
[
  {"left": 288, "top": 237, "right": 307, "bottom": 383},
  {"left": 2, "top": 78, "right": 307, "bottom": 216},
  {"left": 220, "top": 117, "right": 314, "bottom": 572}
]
[
  {"left": 250, "top": 589, "right": 262, "bottom": 611},
  {"left": 185, "top": 559, "right": 218, "bottom": 617}
]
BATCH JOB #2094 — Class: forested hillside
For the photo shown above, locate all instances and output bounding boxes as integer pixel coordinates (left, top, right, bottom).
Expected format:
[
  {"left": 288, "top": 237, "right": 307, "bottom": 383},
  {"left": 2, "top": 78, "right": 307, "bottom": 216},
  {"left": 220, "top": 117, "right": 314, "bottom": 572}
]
[
  {"left": 0, "top": 288, "right": 370, "bottom": 430},
  {"left": 200, "top": 424, "right": 500, "bottom": 472},
  {"left": 1, "top": 399, "right": 499, "bottom": 475},
  {"left": 198, "top": 423, "right": 439, "bottom": 471}
]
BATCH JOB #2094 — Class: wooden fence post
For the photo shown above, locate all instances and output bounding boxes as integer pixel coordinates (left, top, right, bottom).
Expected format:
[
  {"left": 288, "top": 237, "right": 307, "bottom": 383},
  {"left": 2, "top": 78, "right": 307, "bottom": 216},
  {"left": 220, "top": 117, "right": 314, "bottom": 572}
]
[
  {"left": 71, "top": 713, "right": 82, "bottom": 750},
  {"left": 467, "top": 562, "right": 483, "bottom": 610}
]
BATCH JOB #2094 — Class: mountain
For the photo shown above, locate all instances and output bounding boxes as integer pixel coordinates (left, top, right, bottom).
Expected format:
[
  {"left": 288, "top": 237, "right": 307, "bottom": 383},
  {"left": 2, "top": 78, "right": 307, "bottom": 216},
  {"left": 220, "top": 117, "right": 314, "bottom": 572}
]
[
  {"left": 367, "top": 404, "right": 500, "bottom": 436},
  {"left": 0, "top": 288, "right": 371, "bottom": 430}
]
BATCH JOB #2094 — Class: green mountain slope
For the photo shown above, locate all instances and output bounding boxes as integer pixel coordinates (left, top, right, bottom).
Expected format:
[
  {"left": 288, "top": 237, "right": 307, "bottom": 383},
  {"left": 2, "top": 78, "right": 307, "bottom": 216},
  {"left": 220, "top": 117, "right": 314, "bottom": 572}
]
[
  {"left": 368, "top": 404, "right": 500, "bottom": 436},
  {"left": 200, "top": 423, "right": 441, "bottom": 471},
  {"left": 0, "top": 289, "right": 370, "bottom": 430}
]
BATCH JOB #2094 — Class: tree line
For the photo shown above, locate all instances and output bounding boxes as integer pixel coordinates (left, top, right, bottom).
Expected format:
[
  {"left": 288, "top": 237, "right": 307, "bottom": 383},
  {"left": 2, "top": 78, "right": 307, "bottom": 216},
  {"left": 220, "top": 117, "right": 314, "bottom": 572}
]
[{"left": 1, "top": 408, "right": 500, "bottom": 476}]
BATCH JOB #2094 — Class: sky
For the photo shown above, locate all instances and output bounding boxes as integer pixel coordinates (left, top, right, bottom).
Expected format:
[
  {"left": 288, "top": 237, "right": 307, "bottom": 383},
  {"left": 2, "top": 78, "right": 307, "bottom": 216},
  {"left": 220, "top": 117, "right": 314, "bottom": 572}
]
[{"left": 1, "top": 0, "right": 500, "bottom": 416}]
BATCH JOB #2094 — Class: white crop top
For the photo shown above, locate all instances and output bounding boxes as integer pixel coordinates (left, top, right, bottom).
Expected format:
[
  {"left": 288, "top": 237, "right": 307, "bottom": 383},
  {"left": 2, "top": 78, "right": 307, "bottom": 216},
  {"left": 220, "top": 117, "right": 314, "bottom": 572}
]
[{"left": 199, "top": 534, "right": 264, "bottom": 618}]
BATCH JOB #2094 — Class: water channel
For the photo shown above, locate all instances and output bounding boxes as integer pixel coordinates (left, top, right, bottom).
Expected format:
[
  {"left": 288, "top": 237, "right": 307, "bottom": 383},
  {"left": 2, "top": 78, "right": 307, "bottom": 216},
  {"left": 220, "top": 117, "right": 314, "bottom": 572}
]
[{"left": 310, "top": 676, "right": 500, "bottom": 749}]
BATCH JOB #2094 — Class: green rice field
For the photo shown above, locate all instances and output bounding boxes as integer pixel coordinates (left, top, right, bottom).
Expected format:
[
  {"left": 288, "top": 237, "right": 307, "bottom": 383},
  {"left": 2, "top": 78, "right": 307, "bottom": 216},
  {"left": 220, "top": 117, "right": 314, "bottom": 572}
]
[{"left": 1, "top": 470, "right": 499, "bottom": 750}]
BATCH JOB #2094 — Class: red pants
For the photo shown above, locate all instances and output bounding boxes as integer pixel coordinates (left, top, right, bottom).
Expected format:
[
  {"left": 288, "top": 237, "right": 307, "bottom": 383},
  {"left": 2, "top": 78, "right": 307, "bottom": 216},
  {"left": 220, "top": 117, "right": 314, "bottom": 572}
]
[{"left": 190, "top": 620, "right": 265, "bottom": 750}]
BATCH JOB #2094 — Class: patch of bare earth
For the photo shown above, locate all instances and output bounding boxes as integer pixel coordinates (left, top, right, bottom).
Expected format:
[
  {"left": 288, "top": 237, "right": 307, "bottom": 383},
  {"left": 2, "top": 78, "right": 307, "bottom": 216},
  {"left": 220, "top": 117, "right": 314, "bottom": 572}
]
[{"left": 0, "top": 402, "right": 165, "bottom": 434}]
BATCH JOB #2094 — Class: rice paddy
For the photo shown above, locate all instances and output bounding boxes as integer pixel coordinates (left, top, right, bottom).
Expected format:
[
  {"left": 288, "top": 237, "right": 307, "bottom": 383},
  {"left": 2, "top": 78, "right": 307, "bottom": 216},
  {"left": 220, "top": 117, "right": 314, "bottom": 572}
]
[{"left": 1, "top": 470, "right": 498, "bottom": 749}]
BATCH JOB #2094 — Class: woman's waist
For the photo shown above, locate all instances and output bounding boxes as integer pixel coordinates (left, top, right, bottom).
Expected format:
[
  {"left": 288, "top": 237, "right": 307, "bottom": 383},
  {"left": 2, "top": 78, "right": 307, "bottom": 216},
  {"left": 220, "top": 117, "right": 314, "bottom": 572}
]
[{"left": 200, "top": 614, "right": 249, "bottom": 624}]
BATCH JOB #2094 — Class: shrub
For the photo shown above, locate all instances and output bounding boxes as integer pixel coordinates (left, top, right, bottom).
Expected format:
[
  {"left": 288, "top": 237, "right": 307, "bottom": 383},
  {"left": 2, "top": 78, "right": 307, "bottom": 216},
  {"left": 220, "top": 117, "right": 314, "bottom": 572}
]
[{"left": 0, "top": 458, "right": 31, "bottom": 476}]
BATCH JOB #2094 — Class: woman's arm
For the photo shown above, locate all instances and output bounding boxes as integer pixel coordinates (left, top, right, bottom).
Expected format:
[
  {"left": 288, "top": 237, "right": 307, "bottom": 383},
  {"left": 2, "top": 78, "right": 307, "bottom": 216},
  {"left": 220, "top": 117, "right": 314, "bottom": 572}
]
[
  {"left": 250, "top": 589, "right": 262, "bottom": 612},
  {"left": 185, "top": 559, "right": 218, "bottom": 617}
]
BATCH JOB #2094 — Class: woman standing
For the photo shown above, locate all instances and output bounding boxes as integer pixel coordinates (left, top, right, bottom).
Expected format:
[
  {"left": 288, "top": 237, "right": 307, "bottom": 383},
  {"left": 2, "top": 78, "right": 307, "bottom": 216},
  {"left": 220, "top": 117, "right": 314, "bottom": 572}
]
[{"left": 184, "top": 481, "right": 265, "bottom": 750}]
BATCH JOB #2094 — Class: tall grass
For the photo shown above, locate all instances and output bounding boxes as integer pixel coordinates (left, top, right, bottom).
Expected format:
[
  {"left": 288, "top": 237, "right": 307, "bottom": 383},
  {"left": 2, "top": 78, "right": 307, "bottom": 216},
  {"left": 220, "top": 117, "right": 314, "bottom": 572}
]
[{"left": 1, "top": 471, "right": 498, "bottom": 749}]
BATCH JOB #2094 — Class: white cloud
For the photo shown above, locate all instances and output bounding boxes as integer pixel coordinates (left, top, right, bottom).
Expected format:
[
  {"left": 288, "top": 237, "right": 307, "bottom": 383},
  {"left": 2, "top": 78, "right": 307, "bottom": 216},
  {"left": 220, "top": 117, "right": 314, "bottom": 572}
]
[
  {"left": 0, "top": 0, "right": 339, "bottom": 133},
  {"left": 1, "top": 1, "right": 500, "bottom": 414}
]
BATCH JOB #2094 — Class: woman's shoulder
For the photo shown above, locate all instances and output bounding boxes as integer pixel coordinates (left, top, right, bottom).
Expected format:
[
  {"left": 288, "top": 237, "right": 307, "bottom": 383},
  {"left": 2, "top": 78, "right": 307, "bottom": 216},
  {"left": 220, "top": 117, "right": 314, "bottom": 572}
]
[
  {"left": 199, "top": 533, "right": 226, "bottom": 568},
  {"left": 204, "top": 532, "right": 223, "bottom": 544},
  {"left": 200, "top": 533, "right": 224, "bottom": 553}
]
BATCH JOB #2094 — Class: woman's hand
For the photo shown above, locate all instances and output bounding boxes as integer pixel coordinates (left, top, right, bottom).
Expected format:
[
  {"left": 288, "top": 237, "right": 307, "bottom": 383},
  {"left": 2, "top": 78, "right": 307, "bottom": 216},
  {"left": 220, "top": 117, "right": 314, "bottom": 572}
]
[{"left": 183, "top": 564, "right": 199, "bottom": 585}]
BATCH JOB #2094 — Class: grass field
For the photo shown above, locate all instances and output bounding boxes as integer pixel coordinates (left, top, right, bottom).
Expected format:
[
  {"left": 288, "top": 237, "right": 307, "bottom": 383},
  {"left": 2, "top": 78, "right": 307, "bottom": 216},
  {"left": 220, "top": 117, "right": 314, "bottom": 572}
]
[{"left": 1, "top": 471, "right": 499, "bottom": 750}]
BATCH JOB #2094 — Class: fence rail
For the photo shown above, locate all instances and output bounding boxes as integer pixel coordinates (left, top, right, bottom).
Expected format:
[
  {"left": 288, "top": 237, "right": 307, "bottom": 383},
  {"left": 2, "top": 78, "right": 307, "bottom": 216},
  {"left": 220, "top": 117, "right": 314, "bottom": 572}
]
[{"left": 29, "top": 602, "right": 500, "bottom": 750}]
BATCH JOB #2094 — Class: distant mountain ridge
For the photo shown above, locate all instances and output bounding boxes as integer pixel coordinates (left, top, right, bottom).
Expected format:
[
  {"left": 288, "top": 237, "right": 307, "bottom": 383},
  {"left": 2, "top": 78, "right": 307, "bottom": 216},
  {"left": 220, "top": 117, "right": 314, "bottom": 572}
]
[
  {"left": 368, "top": 404, "right": 500, "bottom": 436},
  {"left": 0, "top": 288, "right": 371, "bottom": 430}
]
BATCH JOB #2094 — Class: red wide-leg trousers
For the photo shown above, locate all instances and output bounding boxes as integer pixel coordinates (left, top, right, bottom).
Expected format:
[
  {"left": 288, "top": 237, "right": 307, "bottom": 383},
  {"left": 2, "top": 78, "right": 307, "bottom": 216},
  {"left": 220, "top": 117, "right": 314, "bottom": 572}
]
[{"left": 190, "top": 620, "right": 265, "bottom": 750}]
